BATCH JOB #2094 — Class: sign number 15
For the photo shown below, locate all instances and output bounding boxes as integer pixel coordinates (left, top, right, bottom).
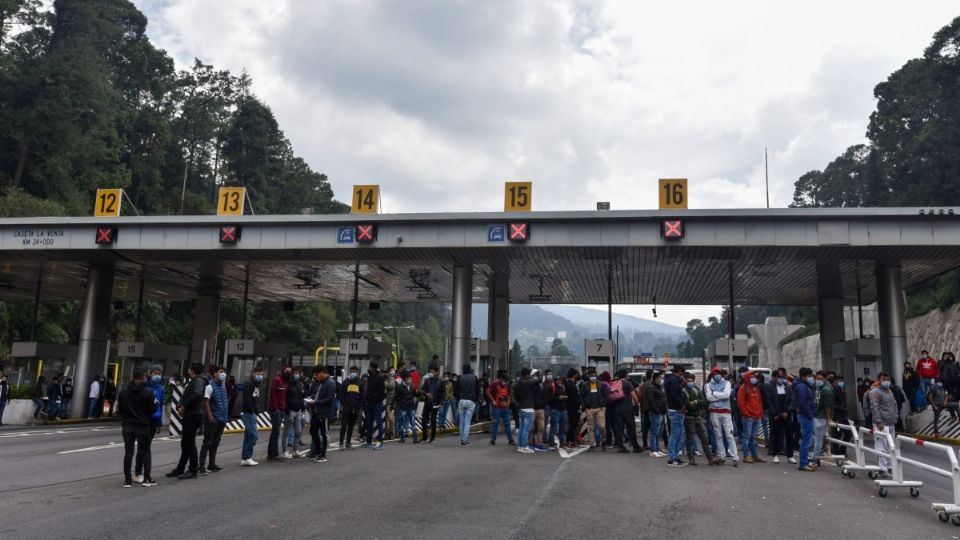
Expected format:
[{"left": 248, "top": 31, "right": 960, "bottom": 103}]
[{"left": 504, "top": 182, "right": 532, "bottom": 212}]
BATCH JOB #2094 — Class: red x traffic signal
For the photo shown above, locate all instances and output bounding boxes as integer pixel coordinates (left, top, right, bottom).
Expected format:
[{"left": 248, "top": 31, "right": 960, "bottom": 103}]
[
  {"left": 355, "top": 224, "right": 377, "bottom": 243},
  {"left": 219, "top": 225, "right": 241, "bottom": 243},
  {"left": 94, "top": 226, "right": 117, "bottom": 245},
  {"left": 661, "top": 219, "right": 684, "bottom": 239},
  {"left": 508, "top": 222, "right": 529, "bottom": 242}
]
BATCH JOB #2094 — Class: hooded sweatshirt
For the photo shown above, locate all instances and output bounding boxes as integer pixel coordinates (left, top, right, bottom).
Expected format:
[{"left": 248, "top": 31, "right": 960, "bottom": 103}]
[
  {"left": 736, "top": 372, "right": 764, "bottom": 420},
  {"left": 868, "top": 383, "right": 898, "bottom": 427},
  {"left": 705, "top": 374, "right": 733, "bottom": 413},
  {"left": 118, "top": 380, "right": 158, "bottom": 426}
]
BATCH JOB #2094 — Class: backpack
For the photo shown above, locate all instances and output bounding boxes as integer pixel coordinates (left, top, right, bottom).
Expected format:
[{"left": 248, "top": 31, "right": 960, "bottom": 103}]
[{"left": 608, "top": 379, "right": 625, "bottom": 403}]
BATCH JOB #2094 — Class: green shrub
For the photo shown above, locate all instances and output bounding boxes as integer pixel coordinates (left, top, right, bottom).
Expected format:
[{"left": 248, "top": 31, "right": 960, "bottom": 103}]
[{"left": 9, "top": 384, "right": 33, "bottom": 400}]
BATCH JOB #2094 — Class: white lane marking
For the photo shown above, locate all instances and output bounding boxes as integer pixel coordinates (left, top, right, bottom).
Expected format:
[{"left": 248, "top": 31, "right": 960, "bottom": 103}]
[
  {"left": 558, "top": 445, "right": 591, "bottom": 459},
  {"left": 0, "top": 426, "right": 120, "bottom": 438},
  {"left": 58, "top": 442, "right": 124, "bottom": 454}
]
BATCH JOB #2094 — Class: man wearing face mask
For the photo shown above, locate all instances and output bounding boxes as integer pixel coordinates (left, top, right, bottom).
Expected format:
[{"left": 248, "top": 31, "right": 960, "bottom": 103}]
[
  {"left": 901, "top": 362, "right": 920, "bottom": 415},
  {"left": 794, "top": 368, "right": 817, "bottom": 472},
  {"left": 487, "top": 370, "right": 516, "bottom": 446},
  {"left": 926, "top": 378, "right": 948, "bottom": 438},
  {"left": 705, "top": 367, "right": 739, "bottom": 466},
  {"left": 133, "top": 367, "right": 164, "bottom": 483},
  {"left": 282, "top": 368, "right": 304, "bottom": 458},
  {"left": 763, "top": 371, "right": 796, "bottom": 464},
  {"left": 867, "top": 372, "right": 898, "bottom": 475},
  {"left": 421, "top": 365, "right": 444, "bottom": 443},
  {"left": 831, "top": 375, "right": 850, "bottom": 455},
  {"left": 736, "top": 371, "right": 766, "bottom": 464},
  {"left": 199, "top": 365, "right": 229, "bottom": 474},
  {"left": 266, "top": 366, "right": 292, "bottom": 461},
  {"left": 241, "top": 366, "right": 265, "bottom": 466},
  {"left": 579, "top": 367, "right": 608, "bottom": 451},
  {"left": 811, "top": 371, "right": 834, "bottom": 466},
  {"left": 440, "top": 372, "right": 456, "bottom": 428},
  {"left": 383, "top": 368, "right": 397, "bottom": 440},
  {"left": 168, "top": 362, "right": 206, "bottom": 479},
  {"left": 339, "top": 366, "right": 363, "bottom": 448},
  {"left": 682, "top": 373, "right": 715, "bottom": 465},
  {"left": 363, "top": 362, "right": 387, "bottom": 450}
]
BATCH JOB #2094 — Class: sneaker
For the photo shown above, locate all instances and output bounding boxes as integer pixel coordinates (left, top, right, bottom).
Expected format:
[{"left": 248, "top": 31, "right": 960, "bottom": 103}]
[
  {"left": 198, "top": 467, "right": 207, "bottom": 476},
  {"left": 650, "top": 452, "right": 663, "bottom": 458},
  {"left": 177, "top": 472, "right": 198, "bottom": 480},
  {"left": 733, "top": 460, "right": 740, "bottom": 467},
  {"left": 319, "top": 457, "right": 328, "bottom": 463},
  {"left": 508, "top": 440, "right": 516, "bottom": 446},
  {"left": 688, "top": 458, "right": 698, "bottom": 466},
  {"left": 533, "top": 445, "right": 549, "bottom": 452},
  {"left": 518, "top": 447, "right": 534, "bottom": 454},
  {"left": 667, "top": 460, "right": 688, "bottom": 467},
  {"left": 345, "top": 443, "right": 353, "bottom": 450},
  {"left": 489, "top": 440, "right": 496, "bottom": 446},
  {"left": 208, "top": 465, "right": 223, "bottom": 473},
  {"left": 141, "top": 478, "right": 158, "bottom": 487},
  {"left": 373, "top": 443, "right": 384, "bottom": 450},
  {"left": 788, "top": 456, "right": 798, "bottom": 464},
  {"left": 754, "top": 456, "right": 767, "bottom": 463},
  {"left": 165, "top": 470, "right": 183, "bottom": 478},
  {"left": 282, "top": 452, "right": 292, "bottom": 459},
  {"left": 361, "top": 443, "right": 373, "bottom": 449},
  {"left": 799, "top": 465, "right": 817, "bottom": 472},
  {"left": 123, "top": 481, "right": 132, "bottom": 488},
  {"left": 773, "top": 456, "right": 780, "bottom": 464},
  {"left": 133, "top": 475, "right": 144, "bottom": 484},
  {"left": 241, "top": 459, "right": 259, "bottom": 467}
]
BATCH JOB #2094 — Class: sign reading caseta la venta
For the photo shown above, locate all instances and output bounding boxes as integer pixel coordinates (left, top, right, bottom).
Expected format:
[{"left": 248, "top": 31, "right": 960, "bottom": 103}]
[{"left": 8, "top": 228, "right": 68, "bottom": 248}]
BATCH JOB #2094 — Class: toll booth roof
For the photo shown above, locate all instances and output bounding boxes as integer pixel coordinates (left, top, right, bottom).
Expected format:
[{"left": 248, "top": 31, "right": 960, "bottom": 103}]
[
  {"left": 0, "top": 208, "right": 958, "bottom": 307},
  {"left": 11, "top": 342, "right": 78, "bottom": 359}
]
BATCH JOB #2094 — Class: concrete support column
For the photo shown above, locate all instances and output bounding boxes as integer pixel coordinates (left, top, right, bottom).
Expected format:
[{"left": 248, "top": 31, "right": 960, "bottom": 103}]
[
  {"left": 451, "top": 265, "right": 473, "bottom": 375},
  {"left": 487, "top": 271, "right": 509, "bottom": 374},
  {"left": 818, "top": 298, "right": 845, "bottom": 371},
  {"left": 816, "top": 263, "right": 845, "bottom": 372},
  {"left": 191, "top": 294, "right": 221, "bottom": 366},
  {"left": 72, "top": 266, "right": 114, "bottom": 419},
  {"left": 876, "top": 265, "right": 908, "bottom": 387}
]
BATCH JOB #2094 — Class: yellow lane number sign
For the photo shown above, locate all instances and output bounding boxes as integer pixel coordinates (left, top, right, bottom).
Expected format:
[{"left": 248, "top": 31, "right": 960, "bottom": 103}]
[
  {"left": 94, "top": 188, "right": 122, "bottom": 217},
  {"left": 659, "top": 178, "right": 687, "bottom": 209},
  {"left": 504, "top": 182, "right": 532, "bottom": 212},
  {"left": 352, "top": 185, "right": 380, "bottom": 214},
  {"left": 217, "top": 187, "right": 246, "bottom": 216}
]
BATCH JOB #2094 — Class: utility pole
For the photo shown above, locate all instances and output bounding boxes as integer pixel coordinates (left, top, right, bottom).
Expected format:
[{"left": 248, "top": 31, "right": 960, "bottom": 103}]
[{"left": 764, "top": 147, "right": 770, "bottom": 209}]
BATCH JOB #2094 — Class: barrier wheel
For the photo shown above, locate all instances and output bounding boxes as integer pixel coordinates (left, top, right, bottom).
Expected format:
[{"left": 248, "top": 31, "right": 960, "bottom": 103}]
[
  {"left": 910, "top": 487, "right": 920, "bottom": 498},
  {"left": 836, "top": 459, "right": 844, "bottom": 467},
  {"left": 952, "top": 514, "right": 960, "bottom": 526},
  {"left": 868, "top": 471, "right": 878, "bottom": 480},
  {"left": 939, "top": 512, "right": 950, "bottom": 523},
  {"left": 878, "top": 487, "right": 888, "bottom": 498},
  {"left": 846, "top": 471, "right": 856, "bottom": 479}
]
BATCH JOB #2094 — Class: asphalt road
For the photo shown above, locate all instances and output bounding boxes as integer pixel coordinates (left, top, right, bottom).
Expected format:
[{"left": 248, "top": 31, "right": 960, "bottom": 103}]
[{"left": 0, "top": 424, "right": 958, "bottom": 539}]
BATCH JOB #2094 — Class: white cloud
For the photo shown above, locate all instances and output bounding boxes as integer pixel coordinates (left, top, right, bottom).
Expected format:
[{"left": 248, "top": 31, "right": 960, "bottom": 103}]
[{"left": 136, "top": 0, "right": 958, "bottom": 325}]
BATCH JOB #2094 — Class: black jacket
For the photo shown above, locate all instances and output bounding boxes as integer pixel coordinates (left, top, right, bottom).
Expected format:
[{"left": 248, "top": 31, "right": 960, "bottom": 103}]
[
  {"left": 312, "top": 377, "right": 337, "bottom": 419},
  {"left": 457, "top": 373, "right": 481, "bottom": 402},
  {"left": 763, "top": 381, "right": 795, "bottom": 417},
  {"left": 47, "top": 382, "right": 62, "bottom": 401},
  {"left": 339, "top": 376, "right": 364, "bottom": 409},
  {"left": 644, "top": 383, "right": 667, "bottom": 414},
  {"left": 118, "top": 381, "right": 157, "bottom": 426},
  {"left": 395, "top": 381, "right": 417, "bottom": 410},
  {"left": 514, "top": 379, "right": 536, "bottom": 409},
  {"left": 564, "top": 379, "right": 581, "bottom": 410},
  {"left": 663, "top": 373, "right": 683, "bottom": 410},
  {"left": 421, "top": 375, "right": 444, "bottom": 407},
  {"left": 179, "top": 376, "right": 206, "bottom": 418},
  {"left": 579, "top": 379, "right": 609, "bottom": 409},
  {"left": 241, "top": 380, "right": 261, "bottom": 415},
  {"left": 533, "top": 382, "right": 546, "bottom": 410},
  {"left": 365, "top": 371, "right": 386, "bottom": 404},
  {"left": 287, "top": 380, "right": 304, "bottom": 412},
  {"left": 0, "top": 381, "right": 9, "bottom": 402}
]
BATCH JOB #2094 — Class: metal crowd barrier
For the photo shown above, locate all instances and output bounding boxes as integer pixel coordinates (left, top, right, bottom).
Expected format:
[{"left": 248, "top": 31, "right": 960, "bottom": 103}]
[
  {"left": 864, "top": 428, "right": 923, "bottom": 498},
  {"left": 826, "top": 421, "right": 883, "bottom": 479},
  {"left": 894, "top": 434, "right": 960, "bottom": 525}
]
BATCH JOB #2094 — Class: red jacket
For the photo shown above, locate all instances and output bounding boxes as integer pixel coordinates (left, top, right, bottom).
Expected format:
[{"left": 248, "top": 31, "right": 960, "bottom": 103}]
[
  {"left": 736, "top": 373, "right": 764, "bottom": 420},
  {"left": 267, "top": 373, "right": 288, "bottom": 412},
  {"left": 917, "top": 357, "right": 939, "bottom": 379}
]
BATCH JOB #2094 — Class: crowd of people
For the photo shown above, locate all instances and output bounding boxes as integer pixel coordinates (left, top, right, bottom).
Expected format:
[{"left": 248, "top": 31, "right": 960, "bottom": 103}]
[{"left": 113, "top": 350, "right": 958, "bottom": 487}]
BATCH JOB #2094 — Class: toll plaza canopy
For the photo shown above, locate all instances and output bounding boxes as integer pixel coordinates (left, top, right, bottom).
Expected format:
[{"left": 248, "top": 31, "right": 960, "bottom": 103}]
[{"left": 0, "top": 207, "right": 958, "bottom": 306}]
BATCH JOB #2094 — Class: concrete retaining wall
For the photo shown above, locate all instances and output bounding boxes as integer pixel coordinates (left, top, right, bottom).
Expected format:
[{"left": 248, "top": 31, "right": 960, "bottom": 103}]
[{"left": 1, "top": 399, "right": 38, "bottom": 425}]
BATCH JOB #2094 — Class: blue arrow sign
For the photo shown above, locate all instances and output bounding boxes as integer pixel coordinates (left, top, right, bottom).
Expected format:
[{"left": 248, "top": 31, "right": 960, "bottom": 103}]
[
  {"left": 337, "top": 225, "right": 354, "bottom": 244},
  {"left": 488, "top": 224, "right": 505, "bottom": 242}
]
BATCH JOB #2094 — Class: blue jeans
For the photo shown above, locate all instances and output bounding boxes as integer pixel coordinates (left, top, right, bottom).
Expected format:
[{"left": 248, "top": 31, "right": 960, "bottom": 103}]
[
  {"left": 0, "top": 398, "right": 6, "bottom": 423},
  {"left": 649, "top": 413, "right": 663, "bottom": 452},
  {"left": 667, "top": 409, "right": 686, "bottom": 460},
  {"left": 49, "top": 400, "right": 60, "bottom": 419},
  {"left": 490, "top": 408, "right": 514, "bottom": 443},
  {"left": 812, "top": 417, "right": 827, "bottom": 462},
  {"left": 798, "top": 415, "right": 814, "bottom": 467},
  {"left": 740, "top": 417, "right": 760, "bottom": 458},
  {"left": 399, "top": 409, "right": 417, "bottom": 441},
  {"left": 32, "top": 398, "right": 45, "bottom": 419},
  {"left": 518, "top": 410, "right": 534, "bottom": 448},
  {"left": 242, "top": 413, "right": 259, "bottom": 460},
  {"left": 87, "top": 398, "right": 98, "bottom": 418},
  {"left": 458, "top": 400, "right": 476, "bottom": 443},
  {"left": 364, "top": 402, "right": 384, "bottom": 444},
  {"left": 60, "top": 399, "right": 70, "bottom": 418},
  {"left": 440, "top": 399, "right": 456, "bottom": 427},
  {"left": 548, "top": 408, "right": 567, "bottom": 446}
]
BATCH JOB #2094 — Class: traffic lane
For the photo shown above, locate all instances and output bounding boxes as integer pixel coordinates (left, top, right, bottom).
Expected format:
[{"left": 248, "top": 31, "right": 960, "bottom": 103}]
[
  {"left": 0, "top": 437, "right": 566, "bottom": 539},
  {"left": 0, "top": 426, "right": 245, "bottom": 493},
  {"left": 516, "top": 450, "right": 949, "bottom": 539}
]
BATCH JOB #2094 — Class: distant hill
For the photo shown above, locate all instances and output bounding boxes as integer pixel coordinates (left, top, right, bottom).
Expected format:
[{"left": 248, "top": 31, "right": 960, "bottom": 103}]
[{"left": 540, "top": 305, "right": 685, "bottom": 336}]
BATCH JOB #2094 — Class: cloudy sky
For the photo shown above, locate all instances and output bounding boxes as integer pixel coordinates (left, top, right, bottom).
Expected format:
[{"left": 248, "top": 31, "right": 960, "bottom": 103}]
[{"left": 137, "top": 0, "right": 958, "bottom": 329}]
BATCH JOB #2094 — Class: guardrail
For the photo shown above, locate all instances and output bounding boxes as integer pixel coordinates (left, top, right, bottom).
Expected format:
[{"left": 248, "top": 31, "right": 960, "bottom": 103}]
[
  {"left": 895, "top": 434, "right": 960, "bottom": 525},
  {"left": 861, "top": 427, "right": 923, "bottom": 497},
  {"left": 826, "top": 421, "right": 883, "bottom": 479}
]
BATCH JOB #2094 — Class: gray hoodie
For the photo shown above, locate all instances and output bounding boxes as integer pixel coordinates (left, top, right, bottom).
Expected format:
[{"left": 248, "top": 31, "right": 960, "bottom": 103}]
[{"left": 867, "top": 386, "right": 898, "bottom": 427}]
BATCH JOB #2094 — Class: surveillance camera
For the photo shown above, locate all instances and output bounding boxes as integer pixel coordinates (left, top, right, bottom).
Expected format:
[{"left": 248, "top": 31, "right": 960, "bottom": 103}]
[{"left": 396, "top": 235, "right": 403, "bottom": 243}]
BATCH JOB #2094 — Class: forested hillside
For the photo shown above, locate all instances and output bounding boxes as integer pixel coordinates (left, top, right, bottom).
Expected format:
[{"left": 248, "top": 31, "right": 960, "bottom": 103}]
[{"left": 0, "top": 0, "right": 449, "bottom": 364}]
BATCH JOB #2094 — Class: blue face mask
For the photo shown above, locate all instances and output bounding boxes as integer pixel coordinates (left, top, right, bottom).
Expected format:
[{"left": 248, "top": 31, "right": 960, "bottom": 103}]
[
  {"left": 881, "top": 380, "right": 891, "bottom": 388},
  {"left": 815, "top": 380, "right": 824, "bottom": 388},
  {"left": 713, "top": 374, "right": 722, "bottom": 383},
  {"left": 151, "top": 375, "right": 161, "bottom": 383},
  {"left": 749, "top": 377, "right": 757, "bottom": 385},
  {"left": 837, "top": 382, "right": 845, "bottom": 389},
  {"left": 686, "top": 382, "right": 695, "bottom": 389},
  {"left": 219, "top": 372, "right": 227, "bottom": 382},
  {"left": 806, "top": 376, "right": 815, "bottom": 385},
  {"left": 294, "top": 374, "right": 301, "bottom": 381},
  {"left": 255, "top": 374, "right": 264, "bottom": 383},
  {"left": 776, "top": 379, "right": 784, "bottom": 386}
]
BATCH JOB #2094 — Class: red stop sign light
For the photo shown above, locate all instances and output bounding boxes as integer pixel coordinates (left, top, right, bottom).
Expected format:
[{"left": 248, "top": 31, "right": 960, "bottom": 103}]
[
  {"left": 355, "top": 224, "right": 377, "bottom": 243},
  {"left": 509, "top": 222, "right": 528, "bottom": 242},
  {"left": 219, "top": 225, "right": 241, "bottom": 243},
  {"left": 661, "top": 219, "right": 684, "bottom": 239},
  {"left": 95, "top": 226, "right": 117, "bottom": 245}
]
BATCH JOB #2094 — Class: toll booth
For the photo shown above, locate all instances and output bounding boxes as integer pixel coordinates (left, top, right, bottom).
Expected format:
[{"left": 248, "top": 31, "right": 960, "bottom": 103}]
[
  {"left": 339, "top": 338, "right": 392, "bottom": 374},
  {"left": 115, "top": 341, "right": 188, "bottom": 386},
  {"left": 224, "top": 339, "right": 290, "bottom": 412},
  {"left": 706, "top": 337, "right": 749, "bottom": 371},
  {"left": 833, "top": 338, "right": 882, "bottom": 422},
  {"left": 7, "top": 342, "right": 78, "bottom": 386},
  {"left": 585, "top": 339, "right": 616, "bottom": 373},
  {"left": 469, "top": 339, "right": 500, "bottom": 376}
]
